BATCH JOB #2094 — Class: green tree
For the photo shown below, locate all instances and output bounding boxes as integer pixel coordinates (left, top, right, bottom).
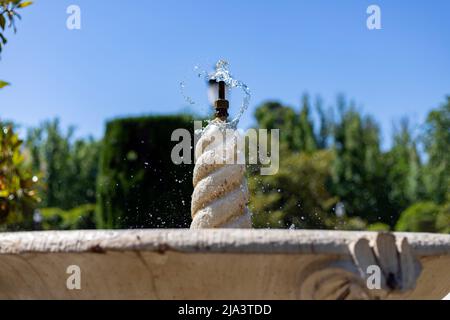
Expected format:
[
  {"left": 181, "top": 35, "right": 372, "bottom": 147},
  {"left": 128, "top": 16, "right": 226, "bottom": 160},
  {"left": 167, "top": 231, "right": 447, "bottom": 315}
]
[
  {"left": 315, "top": 95, "right": 332, "bottom": 149},
  {"left": 26, "top": 119, "right": 99, "bottom": 209},
  {"left": 254, "top": 95, "right": 318, "bottom": 153},
  {"left": 385, "top": 119, "right": 423, "bottom": 215},
  {"left": 422, "top": 96, "right": 450, "bottom": 204},
  {"left": 254, "top": 101, "right": 298, "bottom": 150},
  {"left": 253, "top": 95, "right": 397, "bottom": 228},
  {"left": 251, "top": 94, "right": 450, "bottom": 232},
  {"left": 38, "top": 204, "right": 97, "bottom": 230},
  {"left": 97, "top": 115, "right": 194, "bottom": 229},
  {"left": 296, "top": 93, "right": 317, "bottom": 153},
  {"left": 250, "top": 150, "right": 337, "bottom": 229},
  {"left": 395, "top": 202, "right": 440, "bottom": 233},
  {"left": 0, "top": 0, "right": 32, "bottom": 89},
  {"left": 0, "top": 122, "right": 39, "bottom": 226},
  {"left": 436, "top": 201, "right": 450, "bottom": 233},
  {"left": 330, "top": 98, "right": 390, "bottom": 224}
]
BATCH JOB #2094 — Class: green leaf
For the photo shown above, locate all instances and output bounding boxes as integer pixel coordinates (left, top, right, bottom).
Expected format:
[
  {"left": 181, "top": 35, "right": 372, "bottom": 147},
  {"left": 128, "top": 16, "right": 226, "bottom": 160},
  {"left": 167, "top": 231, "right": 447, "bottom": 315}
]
[
  {"left": 0, "top": 15, "right": 5, "bottom": 30},
  {"left": 18, "top": 1, "right": 33, "bottom": 8},
  {"left": 0, "top": 80, "right": 10, "bottom": 89},
  {"left": 0, "top": 33, "right": 7, "bottom": 44}
]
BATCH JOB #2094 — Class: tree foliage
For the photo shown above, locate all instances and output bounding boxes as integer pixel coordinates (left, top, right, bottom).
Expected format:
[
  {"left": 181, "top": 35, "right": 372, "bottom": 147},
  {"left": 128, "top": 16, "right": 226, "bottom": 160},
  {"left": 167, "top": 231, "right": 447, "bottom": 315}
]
[
  {"left": 385, "top": 119, "right": 423, "bottom": 215},
  {"left": 26, "top": 119, "right": 99, "bottom": 210},
  {"left": 2, "top": 93, "right": 448, "bottom": 233},
  {"left": 250, "top": 150, "right": 336, "bottom": 229},
  {"left": 395, "top": 202, "right": 440, "bottom": 233},
  {"left": 436, "top": 202, "right": 450, "bottom": 233},
  {"left": 96, "top": 115, "right": 194, "bottom": 229},
  {"left": 254, "top": 94, "right": 318, "bottom": 153},
  {"left": 0, "top": 122, "right": 39, "bottom": 226},
  {"left": 422, "top": 96, "right": 450, "bottom": 204},
  {"left": 252, "top": 95, "right": 450, "bottom": 232},
  {"left": 0, "top": 0, "right": 32, "bottom": 88},
  {"left": 38, "top": 204, "right": 97, "bottom": 230},
  {"left": 331, "top": 102, "right": 388, "bottom": 224}
]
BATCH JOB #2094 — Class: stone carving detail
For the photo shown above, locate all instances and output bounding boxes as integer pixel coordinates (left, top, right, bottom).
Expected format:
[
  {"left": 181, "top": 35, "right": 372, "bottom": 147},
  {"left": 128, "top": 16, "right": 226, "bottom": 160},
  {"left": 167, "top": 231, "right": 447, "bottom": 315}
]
[
  {"left": 300, "top": 232, "right": 422, "bottom": 300},
  {"left": 190, "top": 122, "right": 252, "bottom": 229}
]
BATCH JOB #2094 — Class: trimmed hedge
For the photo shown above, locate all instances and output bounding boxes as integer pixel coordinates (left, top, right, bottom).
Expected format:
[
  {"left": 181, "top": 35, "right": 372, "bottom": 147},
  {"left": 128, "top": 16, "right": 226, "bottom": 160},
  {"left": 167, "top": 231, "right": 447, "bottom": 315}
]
[
  {"left": 96, "top": 115, "right": 194, "bottom": 229},
  {"left": 436, "top": 203, "right": 450, "bottom": 233},
  {"left": 40, "top": 204, "right": 97, "bottom": 230},
  {"left": 395, "top": 202, "right": 440, "bottom": 232},
  {"left": 367, "top": 222, "right": 390, "bottom": 232}
]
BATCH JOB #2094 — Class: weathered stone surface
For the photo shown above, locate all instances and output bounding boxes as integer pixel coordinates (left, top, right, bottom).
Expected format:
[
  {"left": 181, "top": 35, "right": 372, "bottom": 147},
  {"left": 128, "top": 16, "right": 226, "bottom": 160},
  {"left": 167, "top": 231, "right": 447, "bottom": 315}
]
[
  {"left": 0, "top": 229, "right": 448, "bottom": 299},
  {"left": 191, "top": 123, "right": 251, "bottom": 229}
]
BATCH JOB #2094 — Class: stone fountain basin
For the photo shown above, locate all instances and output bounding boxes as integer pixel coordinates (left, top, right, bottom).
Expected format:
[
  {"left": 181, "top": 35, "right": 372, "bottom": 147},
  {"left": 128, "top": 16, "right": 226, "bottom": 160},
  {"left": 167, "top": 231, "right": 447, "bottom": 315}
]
[{"left": 0, "top": 229, "right": 448, "bottom": 299}]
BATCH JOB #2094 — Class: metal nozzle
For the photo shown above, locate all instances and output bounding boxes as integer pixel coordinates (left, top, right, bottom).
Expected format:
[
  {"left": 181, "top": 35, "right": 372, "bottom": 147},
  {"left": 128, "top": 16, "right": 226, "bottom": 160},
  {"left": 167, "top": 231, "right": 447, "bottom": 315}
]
[{"left": 213, "top": 81, "right": 229, "bottom": 121}]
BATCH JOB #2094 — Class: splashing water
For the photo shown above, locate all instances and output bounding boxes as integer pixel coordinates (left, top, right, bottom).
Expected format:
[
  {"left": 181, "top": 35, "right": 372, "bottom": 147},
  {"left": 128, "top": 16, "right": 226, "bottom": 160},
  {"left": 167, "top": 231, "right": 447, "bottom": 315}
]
[
  {"left": 206, "top": 60, "right": 251, "bottom": 129},
  {"left": 179, "top": 81, "right": 196, "bottom": 105},
  {"left": 181, "top": 60, "right": 251, "bottom": 133}
]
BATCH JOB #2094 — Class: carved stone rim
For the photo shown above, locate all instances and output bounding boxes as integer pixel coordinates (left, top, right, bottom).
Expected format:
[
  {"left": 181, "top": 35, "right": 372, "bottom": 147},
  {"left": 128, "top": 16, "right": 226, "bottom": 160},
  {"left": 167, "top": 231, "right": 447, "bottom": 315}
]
[{"left": 0, "top": 229, "right": 448, "bottom": 256}]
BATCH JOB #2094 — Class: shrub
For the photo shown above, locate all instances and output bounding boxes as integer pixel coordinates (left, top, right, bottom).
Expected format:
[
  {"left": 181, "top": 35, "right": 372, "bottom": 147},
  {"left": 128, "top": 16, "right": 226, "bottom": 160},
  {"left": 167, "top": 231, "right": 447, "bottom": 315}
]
[
  {"left": 0, "top": 123, "right": 39, "bottom": 227},
  {"left": 25, "top": 119, "right": 100, "bottom": 210},
  {"left": 436, "top": 203, "right": 450, "bottom": 233},
  {"left": 367, "top": 222, "right": 390, "bottom": 232},
  {"left": 39, "top": 204, "right": 96, "bottom": 230},
  {"left": 96, "top": 115, "right": 194, "bottom": 229},
  {"left": 395, "top": 202, "right": 440, "bottom": 232},
  {"left": 335, "top": 217, "right": 368, "bottom": 231},
  {"left": 250, "top": 150, "right": 337, "bottom": 229}
]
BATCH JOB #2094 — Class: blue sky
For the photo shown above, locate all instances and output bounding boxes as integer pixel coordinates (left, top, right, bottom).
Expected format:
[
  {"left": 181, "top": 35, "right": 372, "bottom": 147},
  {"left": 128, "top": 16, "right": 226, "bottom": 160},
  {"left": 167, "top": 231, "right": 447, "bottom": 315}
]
[{"left": 1, "top": 0, "right": 449, "bottom": 148}]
